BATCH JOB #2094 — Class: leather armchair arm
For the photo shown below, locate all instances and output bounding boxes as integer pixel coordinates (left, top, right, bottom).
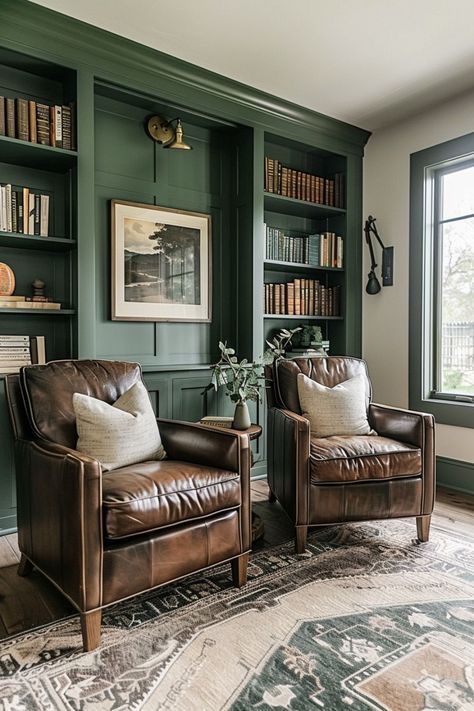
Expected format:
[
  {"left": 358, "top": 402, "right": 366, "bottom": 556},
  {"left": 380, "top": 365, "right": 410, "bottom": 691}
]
[
  {"left": 369, "top": 403, "right": 434, "bottom": 449},
  {"left": 267, "top": 408, "right": 310, "bottom": 525},
  {"left": 158, "top": 419, "right": 252, "bottom": 551},
  {"left": 157, "top": 418, "right": 251, "bottom": 473},
  {"left": 369, "top": 403, "right": 435, "bottom": 515},
  {"left": 15, "top": 437, "right": 102, "bottom": 612}
]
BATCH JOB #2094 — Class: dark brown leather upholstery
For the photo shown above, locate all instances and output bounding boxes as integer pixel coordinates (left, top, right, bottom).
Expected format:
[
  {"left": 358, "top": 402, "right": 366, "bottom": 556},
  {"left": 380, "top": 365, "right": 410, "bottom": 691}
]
[
  {"left": 102, "top": 460, "right": 241, "bottom": 540},
  {"left": 5, "top": 360, "right": 252, "bottom": 651},
  {"left": 274, "top": 357, "right": 372, "bottom": 413},
  {"left": 310, "top": 435, "right": 422, "bottom": 483},
  {"left": 266, "top": 356, "right": 435, "bottom": 552}
]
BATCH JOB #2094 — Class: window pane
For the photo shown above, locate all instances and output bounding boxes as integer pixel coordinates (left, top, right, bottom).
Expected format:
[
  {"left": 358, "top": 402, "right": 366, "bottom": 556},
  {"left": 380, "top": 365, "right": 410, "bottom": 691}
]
[
  {"left": 440, "top": 217, "right": 474, "bottom": 394},
  {"left": 441, "top": 165, "right": 474, "bottom": 221}
]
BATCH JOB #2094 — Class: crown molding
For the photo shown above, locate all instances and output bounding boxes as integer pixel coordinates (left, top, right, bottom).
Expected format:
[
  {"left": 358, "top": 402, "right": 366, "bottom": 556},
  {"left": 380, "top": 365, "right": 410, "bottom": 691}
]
[{"left": 0, "top": 0, "right": 370, "bottom": 154}]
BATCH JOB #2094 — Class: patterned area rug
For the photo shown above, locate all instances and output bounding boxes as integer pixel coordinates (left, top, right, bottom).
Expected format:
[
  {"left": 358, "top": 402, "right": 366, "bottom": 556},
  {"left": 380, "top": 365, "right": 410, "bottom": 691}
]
[{"left": 0, "top": 519, "right": 473, "bottom": 710}]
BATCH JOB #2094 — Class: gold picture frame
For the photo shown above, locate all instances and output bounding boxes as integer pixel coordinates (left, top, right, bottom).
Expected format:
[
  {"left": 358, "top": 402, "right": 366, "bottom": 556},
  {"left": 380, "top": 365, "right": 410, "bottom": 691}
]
[{"left": 111, "top": 200, "right": 212, "bottom": 322}]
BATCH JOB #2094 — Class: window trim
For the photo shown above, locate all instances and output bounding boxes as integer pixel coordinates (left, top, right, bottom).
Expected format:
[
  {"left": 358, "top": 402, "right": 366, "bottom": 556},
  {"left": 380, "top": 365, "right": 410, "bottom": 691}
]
[{"left": 409, "top": 132, "right": 474, "bottom": 428}]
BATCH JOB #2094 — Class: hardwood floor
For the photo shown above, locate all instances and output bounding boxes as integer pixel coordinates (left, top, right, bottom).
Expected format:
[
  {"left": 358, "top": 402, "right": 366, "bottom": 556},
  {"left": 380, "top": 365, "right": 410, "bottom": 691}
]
[{"left": 0, "top": 482, "right": 472, "bottom": 641}]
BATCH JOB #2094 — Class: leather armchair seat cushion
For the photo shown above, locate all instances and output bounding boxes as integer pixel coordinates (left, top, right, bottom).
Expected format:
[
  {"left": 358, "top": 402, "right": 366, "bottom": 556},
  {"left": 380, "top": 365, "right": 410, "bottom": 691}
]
[
  {"left": 102, "top": 460, "right": 241, "bottom": 540},
  {"left": 310, "top": 435, "right": 422, "bottom": 484}
]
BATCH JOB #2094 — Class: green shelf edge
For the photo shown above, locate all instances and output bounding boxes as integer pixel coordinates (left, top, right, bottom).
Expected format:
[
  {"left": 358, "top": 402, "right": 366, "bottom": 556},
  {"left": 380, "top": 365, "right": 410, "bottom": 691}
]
[
  {"left": 264, "top": 192, "right": 346, "bottom": 219},
  {"left": 264, "top": 260, "right": 344, "bottom": 273},
  {"left": 0, "top": 308, "right": 75, "bottom": 315},
  {"left": 0, "top": 134, "right": 78, "bottom": 171},
  {"left": 264, "top": 314, "right": 343, "bottom": 320},
  {"left": 0, "top": 231, "right": 76, "bottom": 251}
]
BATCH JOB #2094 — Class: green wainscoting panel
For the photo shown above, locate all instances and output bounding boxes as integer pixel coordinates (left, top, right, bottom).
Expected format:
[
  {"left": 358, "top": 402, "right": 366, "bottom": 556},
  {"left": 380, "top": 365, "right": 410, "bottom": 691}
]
[
  {"left": 93, "top": 92, "right": 239, "bottom": 367},
  {"left": 437, "top": 456, "right": 474, "bottom": 495}
]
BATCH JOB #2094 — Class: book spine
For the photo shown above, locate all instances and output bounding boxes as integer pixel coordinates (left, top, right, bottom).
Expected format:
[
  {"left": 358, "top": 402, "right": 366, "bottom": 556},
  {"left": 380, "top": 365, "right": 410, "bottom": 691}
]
[
  {"left": 34, "top": 194, "right": 41, "bottom": 235},
  {"left": 23, "top": 188, "right": 29, "bottom": 234},
  {"left": 36, "top": 103, "right": 50, "bottom": 145},
  {"left": 69, "top": 101, "right": 77, "bottom": 150},
  {"left": 54, "top": 105, "right": 62, "bottom": 148},
  {"left": 5, "top": 184, "right": 12, "bottom": 233},
  {"left": 16, "top": 98, "right": 29, "bottom": 141},
  {"left": 0, "top": 96, "right": 5, "bottom": 136},
  {"left": 294, "top": 279, "right": 301, "bottom": 316},
  {"left": 6, "top": 98, "right": 15, "bottom": 138},
  {"left": 17, "top": 188, "right": 23, "bottom": 234},
  {"left": 11, "top": 190, "right": 17, "bottom": 233},
  {"left": 49, "top": 105, "right": 55, "bottom": 147},
  {"left": 29, "top": 100, "right": 37, "bottom": 143},
  {"left": 0, "top": 335, "right": 30, "bottom": 342},
  {"left": 28, "top": 193, "right": 35, "bottom": 234},
  {"left": 40, "top": 194, "right": 50, "bottom": 236}
]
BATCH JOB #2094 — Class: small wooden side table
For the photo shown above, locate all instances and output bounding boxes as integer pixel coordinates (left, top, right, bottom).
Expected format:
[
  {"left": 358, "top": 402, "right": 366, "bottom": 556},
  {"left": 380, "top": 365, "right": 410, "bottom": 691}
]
[{"left": 198, "top": 419, "right": 264, "bottom": 543}]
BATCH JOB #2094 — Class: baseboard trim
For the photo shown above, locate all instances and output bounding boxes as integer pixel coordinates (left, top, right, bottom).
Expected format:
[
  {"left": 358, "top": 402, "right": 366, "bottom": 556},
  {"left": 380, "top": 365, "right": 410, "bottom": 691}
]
[{"left": 436, "top": 455, "right": 474, "bottom": 495}]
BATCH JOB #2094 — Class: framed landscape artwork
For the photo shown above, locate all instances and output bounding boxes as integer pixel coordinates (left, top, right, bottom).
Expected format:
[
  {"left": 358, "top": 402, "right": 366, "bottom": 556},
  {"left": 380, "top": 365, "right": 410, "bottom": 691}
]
[{"left": 111, "top": 200, "right": 212, "bottom": 322}]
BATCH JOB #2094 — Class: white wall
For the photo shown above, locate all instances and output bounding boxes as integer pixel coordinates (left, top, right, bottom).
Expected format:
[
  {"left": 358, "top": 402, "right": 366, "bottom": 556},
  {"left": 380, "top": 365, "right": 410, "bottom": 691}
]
[{"left": 363, "top": 91, "right": 474, "bottom": 463}]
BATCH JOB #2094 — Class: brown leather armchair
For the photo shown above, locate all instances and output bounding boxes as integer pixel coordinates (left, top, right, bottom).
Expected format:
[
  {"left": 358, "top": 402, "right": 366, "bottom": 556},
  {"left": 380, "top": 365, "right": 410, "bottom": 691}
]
[
  {"left": 266, "top": 356, "right": 435, "bottom": 553},
  {"left": 6, "top": 360, "right": 252, "bottom": 651}
]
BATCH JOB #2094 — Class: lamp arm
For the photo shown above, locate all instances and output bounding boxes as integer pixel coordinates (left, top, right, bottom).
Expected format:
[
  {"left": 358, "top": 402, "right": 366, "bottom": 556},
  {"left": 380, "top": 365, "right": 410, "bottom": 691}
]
[
  {"left": 366, "top": 215, "right": 386, "bottom": 250},
  {"left": 364, "top": 221, "right": 378, "bottom": 270}
]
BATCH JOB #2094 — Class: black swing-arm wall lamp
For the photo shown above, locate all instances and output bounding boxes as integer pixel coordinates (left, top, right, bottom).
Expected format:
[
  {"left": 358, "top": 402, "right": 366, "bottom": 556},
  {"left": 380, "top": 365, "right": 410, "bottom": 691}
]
[{"left": 364, "top": 215, "right": 394, "bottom": 294}]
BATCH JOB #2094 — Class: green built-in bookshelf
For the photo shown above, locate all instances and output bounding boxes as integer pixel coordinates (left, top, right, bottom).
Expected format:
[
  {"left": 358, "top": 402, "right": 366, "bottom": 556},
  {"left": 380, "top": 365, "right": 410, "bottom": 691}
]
[{"left": 0, "top": 0, "right": 370, "bottom": 533}]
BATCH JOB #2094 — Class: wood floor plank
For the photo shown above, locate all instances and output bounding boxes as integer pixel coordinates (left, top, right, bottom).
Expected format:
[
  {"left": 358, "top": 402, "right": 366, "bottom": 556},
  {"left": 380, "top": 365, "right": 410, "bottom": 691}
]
[
  {"left": 0, "top": 479, "right": 471, "bottom": 641},
  {"left": 0, "top": 566, "right": 74, "bottom": 637}
]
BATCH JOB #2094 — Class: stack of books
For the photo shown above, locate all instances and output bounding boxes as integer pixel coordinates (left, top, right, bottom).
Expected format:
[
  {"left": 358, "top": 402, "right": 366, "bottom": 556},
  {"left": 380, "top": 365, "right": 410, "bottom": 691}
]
[
  {"left": 265, "top": 226, "right": 343, "bottom": 268},
  {"left": 0, "top": 334, "right": 46, "bottom": 374},
  {"left": 289, "top": 341, "right": 330, "bottom": 358},
  {"left": 199, "top": 416, "right": 235, "bottom": 428},
  {"left": 0, "top": 96, "right": 76, "bottom": 149},
  {"left": 264, "top": 157, "right": 344, "bottom": 208},
  {"left": 265, "top": 279, "right": 341, "bottom": 317},
  {"left": 0, "top": 184, "right": 50, "bottom": 235},
  {"left": 0, "top": 295, "right": 61, "bottom": 310}
]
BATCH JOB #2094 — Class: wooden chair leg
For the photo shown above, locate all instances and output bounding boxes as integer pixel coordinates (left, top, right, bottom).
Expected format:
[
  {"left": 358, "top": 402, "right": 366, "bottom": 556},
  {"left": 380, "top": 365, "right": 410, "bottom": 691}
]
[
  {"left": 268, "top": 489, "right": 277, "bottom": 503},
  {"left": 17, "top": 554, "right": 34, "bottom": 577},
  {"left": 295, "top": 526, "right": 308, "bottom": 554},
  {"left": 80, "top": 610, "right": 102, "bottom": 652},
  {"left": 416, "top": 515, "right": 431, "bottom": 543},
  {"left": 231, "top": 553, "right": 249, "bottom": 588}
]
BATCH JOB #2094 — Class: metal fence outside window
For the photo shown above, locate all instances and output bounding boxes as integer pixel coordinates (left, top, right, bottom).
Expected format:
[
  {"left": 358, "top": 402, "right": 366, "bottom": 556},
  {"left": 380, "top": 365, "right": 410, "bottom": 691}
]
[{"left": 442, "top": 322, "right": 474, "bottom": 372}]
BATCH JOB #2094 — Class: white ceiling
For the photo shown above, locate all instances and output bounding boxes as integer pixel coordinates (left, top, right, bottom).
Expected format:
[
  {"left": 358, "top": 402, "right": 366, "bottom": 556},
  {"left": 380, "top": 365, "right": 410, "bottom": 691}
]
[{"left": 31, "top": 0, "right": 474, "bottom": 130}]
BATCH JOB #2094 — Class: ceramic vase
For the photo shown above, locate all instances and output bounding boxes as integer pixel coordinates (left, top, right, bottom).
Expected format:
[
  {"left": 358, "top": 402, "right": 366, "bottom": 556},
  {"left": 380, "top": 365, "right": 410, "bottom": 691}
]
[{"left": 232, "top": 401, "right": 251, "bottom": 430}]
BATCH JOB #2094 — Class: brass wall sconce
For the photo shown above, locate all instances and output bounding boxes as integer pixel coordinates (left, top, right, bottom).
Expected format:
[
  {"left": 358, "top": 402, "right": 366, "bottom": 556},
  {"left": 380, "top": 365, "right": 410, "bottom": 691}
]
[
  {"left": 146, "top": 116, "right": 192, "bottom": 150},
  {"left": 364, "top": 215, "right": 394, "bottom": 294}
]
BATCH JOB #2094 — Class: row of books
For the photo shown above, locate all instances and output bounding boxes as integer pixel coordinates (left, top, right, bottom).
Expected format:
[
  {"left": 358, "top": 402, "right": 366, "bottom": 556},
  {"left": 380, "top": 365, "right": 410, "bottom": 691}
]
[
  {"left": 265, "top": 226, "right": 343, "bottom": 268},
  {"left": 0, "top": 334, "right": 46, "bottom": 374},
  {"left": 0, "top": 96, "right": 76, "bottom": 150},
  {"left": 265, "top": 280, "right": 341, "bottom": 317},
  {"left": 264, "top": 157, "right": 344, "bottom": 208},
  {"left": 0, "top": 184, "right": 50, "bottom": 236},
  {"left": 0, "top": 295, "right": 61, "bottom": 311}
]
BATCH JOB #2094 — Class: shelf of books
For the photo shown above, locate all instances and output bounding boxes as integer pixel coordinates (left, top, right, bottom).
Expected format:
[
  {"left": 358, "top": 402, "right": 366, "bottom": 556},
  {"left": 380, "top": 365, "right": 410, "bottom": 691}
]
[
  {"left": 0, "top": 46, "right": 78, "bottom": 367},
  {"left": 263, "top": 132, "right": 347, "bottom": 357}
]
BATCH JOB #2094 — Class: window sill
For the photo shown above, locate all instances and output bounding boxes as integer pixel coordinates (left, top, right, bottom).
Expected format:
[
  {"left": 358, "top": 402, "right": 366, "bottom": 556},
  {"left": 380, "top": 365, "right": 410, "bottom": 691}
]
[{"left": 410, "top": 393, "right": 474, "bottom": 429}]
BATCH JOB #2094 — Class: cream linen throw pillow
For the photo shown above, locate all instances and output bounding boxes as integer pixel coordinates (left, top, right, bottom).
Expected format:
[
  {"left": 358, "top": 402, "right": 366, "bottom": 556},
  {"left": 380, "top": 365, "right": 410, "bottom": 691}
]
[
  {"left": 297, "top": 372, "right": 374, "bottom": 437},
  {"left": 73, "top": 381, "right": 165, "bottom": 471}
]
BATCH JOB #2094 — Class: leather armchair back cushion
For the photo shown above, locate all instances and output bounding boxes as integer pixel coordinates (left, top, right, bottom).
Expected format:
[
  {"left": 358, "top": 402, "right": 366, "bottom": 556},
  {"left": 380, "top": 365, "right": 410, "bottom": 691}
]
[
  {"left": 275, "top": 357, "right": 372, "bottom": 414},
  {"left": 21, "top": 360, "right": 142, "bottom": 448}
]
